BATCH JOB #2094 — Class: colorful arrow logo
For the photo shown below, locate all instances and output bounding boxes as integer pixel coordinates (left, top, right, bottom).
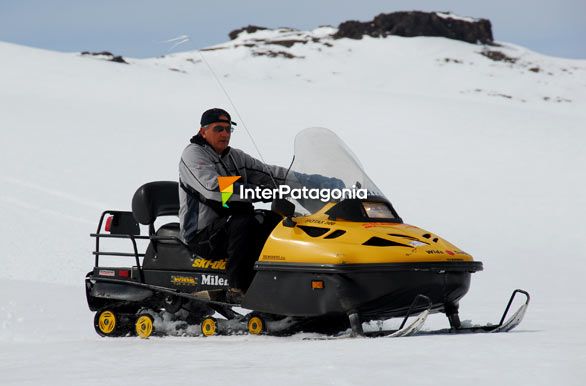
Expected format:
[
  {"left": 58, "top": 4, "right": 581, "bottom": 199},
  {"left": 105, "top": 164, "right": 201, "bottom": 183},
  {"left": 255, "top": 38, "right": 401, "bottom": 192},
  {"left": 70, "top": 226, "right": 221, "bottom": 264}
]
[{"left": 218, "top": 176, "right": 241, "bottom": 208}]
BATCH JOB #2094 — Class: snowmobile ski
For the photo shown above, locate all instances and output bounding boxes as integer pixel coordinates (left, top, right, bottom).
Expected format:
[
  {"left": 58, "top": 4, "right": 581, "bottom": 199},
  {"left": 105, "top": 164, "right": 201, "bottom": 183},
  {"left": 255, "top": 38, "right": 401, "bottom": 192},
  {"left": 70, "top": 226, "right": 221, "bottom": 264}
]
[
  {"left": 304, "top": 294, "right": 432, "bottom": 340},
  {"left": 417, "top": 289, "right": 530, "bottom": 336},
  {"left": 301, "top": 310, "right": 430, "bottom": 340},
  {"left": 385, "top": 309, "right": 430, "bottom": 337}
]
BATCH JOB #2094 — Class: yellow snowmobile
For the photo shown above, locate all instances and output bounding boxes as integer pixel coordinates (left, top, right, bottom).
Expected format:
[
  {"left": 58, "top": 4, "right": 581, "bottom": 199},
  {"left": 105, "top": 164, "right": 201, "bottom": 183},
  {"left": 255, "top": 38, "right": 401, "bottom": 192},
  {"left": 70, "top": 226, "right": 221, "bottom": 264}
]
[{"left": 86, "top": 127, "right": 529, "bottom": 338}]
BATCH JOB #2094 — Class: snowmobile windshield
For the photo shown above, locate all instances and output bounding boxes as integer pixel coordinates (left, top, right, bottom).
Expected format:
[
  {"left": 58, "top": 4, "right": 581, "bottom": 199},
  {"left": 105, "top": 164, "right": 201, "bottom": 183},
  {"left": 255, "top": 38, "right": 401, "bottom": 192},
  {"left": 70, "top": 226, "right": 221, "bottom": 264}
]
[{"left": 284, "top": 127, "right": 389, "bottom": 215}]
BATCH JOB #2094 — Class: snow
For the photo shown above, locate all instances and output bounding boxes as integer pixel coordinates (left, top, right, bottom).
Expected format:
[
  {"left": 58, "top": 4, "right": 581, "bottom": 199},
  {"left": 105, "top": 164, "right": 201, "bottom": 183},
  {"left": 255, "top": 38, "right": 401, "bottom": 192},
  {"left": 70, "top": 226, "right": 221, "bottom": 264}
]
[
  {"left": 1, "top": 28, "right": 586, "bottom": 385},
  {"left": 435, "top": 12, "right": 478, "bottom": 23}
]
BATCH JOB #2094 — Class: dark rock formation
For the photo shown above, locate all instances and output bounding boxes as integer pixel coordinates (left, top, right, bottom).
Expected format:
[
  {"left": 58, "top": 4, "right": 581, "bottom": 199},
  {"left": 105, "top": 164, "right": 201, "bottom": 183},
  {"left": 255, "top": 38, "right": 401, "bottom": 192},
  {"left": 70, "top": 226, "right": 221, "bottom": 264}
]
[
  {"left": 334, "top": 11, "right": 493, "bottom": 44},
  {"left": 252, "top": 50, "right": 301, "bottom": 59},
  {"left": 268, "top": 39, "right": 307, "bottom": 48},
  {"left": 480, "top": 49, "right": 517, "bottom": 63},
  {"left": 229, "top": 25, "right": 268, "bottom": 40},
  {"left": 81, "top": 51, "right": 128, "bottom": 64}
]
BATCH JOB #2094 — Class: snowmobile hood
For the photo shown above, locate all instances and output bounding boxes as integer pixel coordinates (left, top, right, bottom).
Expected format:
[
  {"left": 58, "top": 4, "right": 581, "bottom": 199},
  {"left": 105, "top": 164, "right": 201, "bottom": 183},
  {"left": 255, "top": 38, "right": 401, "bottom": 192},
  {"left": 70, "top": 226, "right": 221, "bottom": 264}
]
[{"left": 258, "top": 202, "right": 475, "bottom": 265}]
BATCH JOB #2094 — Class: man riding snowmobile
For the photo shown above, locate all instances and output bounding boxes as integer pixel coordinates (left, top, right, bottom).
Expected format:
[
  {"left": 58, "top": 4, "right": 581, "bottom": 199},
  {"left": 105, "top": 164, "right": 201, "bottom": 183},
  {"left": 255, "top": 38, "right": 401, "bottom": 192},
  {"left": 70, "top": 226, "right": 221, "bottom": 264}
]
[
  {"left": 178, "top": 108, "right": 291, "bottom": 303},
  {"left": 87, "top": 125, "right": 529, "bottom": 338}
]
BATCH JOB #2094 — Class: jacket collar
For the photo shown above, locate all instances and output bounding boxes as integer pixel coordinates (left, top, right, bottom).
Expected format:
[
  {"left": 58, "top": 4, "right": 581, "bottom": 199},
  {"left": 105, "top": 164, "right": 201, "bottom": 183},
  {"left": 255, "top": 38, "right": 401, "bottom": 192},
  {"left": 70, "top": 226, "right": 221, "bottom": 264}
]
[{"left": 190, "top": 134, "right": 231, "bottom": 157}]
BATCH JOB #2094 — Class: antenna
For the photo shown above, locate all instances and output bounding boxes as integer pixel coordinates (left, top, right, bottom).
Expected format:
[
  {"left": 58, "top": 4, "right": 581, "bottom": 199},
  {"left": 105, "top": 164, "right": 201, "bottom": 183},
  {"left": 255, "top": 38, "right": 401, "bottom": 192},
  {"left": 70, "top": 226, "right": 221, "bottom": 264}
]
[
  {"left": 162, "top": 35, "right": 190, "bottom": 52},
  {"left": 162, "top": 35, "right": 279, "bottom": 188},
  {"left": 197, "top": 51, "right": 268, "bottom": 165}
]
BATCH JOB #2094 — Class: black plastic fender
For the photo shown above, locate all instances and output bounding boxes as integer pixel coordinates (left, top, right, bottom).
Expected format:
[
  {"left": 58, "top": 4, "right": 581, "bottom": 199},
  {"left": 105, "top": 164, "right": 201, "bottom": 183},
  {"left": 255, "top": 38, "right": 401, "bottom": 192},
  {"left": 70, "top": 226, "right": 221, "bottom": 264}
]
[{"left": 91, "top": 281, "right": 154, "bottom": 301}]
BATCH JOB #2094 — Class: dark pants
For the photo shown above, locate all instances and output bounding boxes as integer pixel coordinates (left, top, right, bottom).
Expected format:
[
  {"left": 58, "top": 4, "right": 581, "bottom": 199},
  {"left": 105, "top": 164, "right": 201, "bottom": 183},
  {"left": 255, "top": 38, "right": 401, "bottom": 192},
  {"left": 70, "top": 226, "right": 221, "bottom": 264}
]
[{"left": 188, "top": 212, "right": 278, "bottom": 291}]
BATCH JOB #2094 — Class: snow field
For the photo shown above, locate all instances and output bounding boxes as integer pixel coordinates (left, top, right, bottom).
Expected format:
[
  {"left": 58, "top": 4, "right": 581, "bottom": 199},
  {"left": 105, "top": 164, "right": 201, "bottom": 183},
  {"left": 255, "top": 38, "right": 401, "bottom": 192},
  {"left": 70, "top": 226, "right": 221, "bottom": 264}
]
[{"left": 1, "top": 30, "right": 585, "bottom": 385}]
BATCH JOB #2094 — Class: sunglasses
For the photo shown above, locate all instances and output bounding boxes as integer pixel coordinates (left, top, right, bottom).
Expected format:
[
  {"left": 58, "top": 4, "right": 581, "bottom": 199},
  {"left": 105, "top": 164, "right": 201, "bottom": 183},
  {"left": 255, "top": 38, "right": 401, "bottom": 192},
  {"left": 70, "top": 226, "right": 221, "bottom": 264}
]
[{"left": 208, "top": 125, "right": 234, "bottom": 133}]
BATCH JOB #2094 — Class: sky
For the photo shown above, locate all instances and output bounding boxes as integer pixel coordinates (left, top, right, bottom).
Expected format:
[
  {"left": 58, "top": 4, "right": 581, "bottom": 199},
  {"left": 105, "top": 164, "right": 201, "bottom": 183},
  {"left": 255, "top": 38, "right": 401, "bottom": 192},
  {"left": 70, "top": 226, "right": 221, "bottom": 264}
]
[{"left": 0, "top": 0, "right": 585, "bottom": 59}]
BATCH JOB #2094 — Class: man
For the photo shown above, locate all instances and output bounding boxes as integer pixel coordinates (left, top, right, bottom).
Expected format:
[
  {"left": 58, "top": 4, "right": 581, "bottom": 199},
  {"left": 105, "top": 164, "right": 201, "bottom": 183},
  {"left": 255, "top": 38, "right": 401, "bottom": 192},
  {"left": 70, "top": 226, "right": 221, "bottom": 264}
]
[{"left": 178, "top": 108, "right": 290, "bottom": 303}]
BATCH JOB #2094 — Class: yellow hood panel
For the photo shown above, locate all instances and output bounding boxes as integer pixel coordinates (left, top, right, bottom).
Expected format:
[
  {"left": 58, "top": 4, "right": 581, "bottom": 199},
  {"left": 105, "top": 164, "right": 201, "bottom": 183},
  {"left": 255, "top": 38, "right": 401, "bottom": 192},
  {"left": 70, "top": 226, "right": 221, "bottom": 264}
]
[{"left": 259, "top": 210, "right": 474, "bottom": 265}]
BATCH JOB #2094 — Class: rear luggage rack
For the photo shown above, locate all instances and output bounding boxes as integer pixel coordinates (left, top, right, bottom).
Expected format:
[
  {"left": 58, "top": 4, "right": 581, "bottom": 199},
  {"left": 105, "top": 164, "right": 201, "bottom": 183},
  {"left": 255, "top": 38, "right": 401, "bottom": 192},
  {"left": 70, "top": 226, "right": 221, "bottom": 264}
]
[
  {"left": 90, "top": 210, "right": 185, "bottom": 283},
  {"left": 91, "top": 210, "right": 148, "bottom": 282}
]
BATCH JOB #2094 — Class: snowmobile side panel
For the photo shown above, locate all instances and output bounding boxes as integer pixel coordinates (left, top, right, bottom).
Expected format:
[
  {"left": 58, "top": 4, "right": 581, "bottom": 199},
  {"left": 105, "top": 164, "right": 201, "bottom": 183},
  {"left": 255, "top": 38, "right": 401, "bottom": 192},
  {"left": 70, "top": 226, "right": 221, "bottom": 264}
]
[
  {"left": 142, "top": 239, "right": 195, "bottom": 270},
  {"left": 243, "top": 267, "right": 471, "bottom": 320},
  {"left": 141, "top": 269, "right": 229, "bottom": 292}
]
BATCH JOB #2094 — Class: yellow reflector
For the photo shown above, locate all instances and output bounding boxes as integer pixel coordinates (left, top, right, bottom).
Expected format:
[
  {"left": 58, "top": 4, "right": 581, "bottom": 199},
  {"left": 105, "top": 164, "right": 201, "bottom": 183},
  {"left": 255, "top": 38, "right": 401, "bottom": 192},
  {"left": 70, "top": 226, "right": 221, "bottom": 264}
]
[{"left": 311, "top": 280, "right": 324, "bottom": 289}]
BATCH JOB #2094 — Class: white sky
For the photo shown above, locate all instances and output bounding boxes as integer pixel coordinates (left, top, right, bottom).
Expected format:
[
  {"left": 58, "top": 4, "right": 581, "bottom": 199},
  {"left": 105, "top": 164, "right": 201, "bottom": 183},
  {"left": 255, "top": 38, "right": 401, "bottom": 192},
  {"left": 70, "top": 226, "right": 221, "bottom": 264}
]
[{"left": 0, "top": 0, "right": 585, "bottom": 58}]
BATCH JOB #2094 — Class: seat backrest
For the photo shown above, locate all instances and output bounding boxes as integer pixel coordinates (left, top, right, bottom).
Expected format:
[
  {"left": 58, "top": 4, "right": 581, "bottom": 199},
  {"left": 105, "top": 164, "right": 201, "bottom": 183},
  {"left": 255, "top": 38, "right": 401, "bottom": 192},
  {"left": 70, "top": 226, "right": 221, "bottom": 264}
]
[{"left": 131, "top": 181, "right": 179, "bottom": 225}]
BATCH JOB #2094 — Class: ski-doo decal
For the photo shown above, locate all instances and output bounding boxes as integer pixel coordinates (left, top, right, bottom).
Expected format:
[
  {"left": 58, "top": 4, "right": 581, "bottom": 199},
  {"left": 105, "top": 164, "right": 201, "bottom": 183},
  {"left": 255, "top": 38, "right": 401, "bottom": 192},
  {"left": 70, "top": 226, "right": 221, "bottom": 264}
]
[{"left": 192, "top": 258, "right": 227, "bottom": 270}]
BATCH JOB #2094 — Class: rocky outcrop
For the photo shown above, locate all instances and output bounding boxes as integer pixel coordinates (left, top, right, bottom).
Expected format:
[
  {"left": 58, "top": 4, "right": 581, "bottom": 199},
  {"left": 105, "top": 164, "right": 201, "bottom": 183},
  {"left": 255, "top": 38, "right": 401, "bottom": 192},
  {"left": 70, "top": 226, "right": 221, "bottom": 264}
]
[
  {"left": 229, "top": 25, "right": 268, "bottom": 40},
  {"left": 480, "top": 49, "right": 517, "bottom": 63},
  {"left": 334, "top": 11, "right": 493, "bottom": 44},
  {"left": 80, "top": 51, "right": 128, "bottom": 64}
]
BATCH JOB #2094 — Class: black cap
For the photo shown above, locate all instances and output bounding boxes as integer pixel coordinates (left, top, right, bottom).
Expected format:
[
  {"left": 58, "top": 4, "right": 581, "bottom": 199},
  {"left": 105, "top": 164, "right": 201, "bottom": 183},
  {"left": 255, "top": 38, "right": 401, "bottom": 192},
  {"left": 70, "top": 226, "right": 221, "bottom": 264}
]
[{"left": 200, "top": 108, "right": 237, "bottom": 127}]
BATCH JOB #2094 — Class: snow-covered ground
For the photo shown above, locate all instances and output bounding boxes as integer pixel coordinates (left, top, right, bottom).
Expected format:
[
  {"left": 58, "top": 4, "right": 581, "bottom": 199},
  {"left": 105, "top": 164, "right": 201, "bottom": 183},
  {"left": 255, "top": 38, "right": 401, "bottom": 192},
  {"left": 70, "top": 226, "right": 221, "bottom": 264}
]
[{"left": 1, "top": 26, "right": 585, "bottom": 385}]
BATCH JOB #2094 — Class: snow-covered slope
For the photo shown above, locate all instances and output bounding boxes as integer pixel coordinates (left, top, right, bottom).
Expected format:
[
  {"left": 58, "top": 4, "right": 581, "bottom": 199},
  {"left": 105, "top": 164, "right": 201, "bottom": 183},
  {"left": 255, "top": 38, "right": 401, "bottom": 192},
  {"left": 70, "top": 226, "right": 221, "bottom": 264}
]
[{"left": 1, "top": 26, "right": 585, "bottom": 385}]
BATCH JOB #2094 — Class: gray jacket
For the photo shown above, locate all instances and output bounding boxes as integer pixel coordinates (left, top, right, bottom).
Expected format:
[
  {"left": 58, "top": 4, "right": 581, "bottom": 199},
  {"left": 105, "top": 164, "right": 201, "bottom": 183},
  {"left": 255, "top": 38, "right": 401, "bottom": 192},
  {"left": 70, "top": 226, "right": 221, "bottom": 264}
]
[{"left": 178, "top": 134, "right": 289, "bottom": 243}]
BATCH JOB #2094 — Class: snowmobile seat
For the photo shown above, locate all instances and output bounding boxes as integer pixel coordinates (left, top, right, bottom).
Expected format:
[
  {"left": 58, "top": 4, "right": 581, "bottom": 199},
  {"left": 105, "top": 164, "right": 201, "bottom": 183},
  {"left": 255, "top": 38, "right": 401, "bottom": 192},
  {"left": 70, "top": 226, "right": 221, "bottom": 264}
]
[
  {"left": 131, "top": 181, "right": 197, "bottom": 269},
  {"left": 142, "top": 221, "right": 196, "bottom": 270},
  {"left": 132, "top": 181, "right": 180, "bottom": 233},
  {"left": 155, "top": 222, "right": 181, "bottom": 243}
]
